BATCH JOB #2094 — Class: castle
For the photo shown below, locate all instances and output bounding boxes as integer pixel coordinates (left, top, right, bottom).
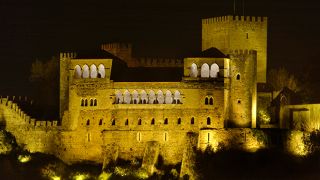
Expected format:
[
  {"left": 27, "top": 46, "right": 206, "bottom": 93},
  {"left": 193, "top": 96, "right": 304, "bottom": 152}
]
[{"left": 2, "top": 15, "right": 315, "bottom": 177}]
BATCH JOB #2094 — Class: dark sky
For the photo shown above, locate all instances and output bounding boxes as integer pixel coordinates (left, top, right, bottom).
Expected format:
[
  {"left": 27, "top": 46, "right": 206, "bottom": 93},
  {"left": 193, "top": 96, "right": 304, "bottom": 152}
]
[{"left": 1, "top": 0, "right": 320, "bottom": 98}]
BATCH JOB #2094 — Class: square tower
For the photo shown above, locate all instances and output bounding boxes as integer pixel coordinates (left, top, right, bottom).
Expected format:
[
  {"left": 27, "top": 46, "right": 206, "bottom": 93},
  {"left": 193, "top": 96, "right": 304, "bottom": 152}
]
[{"left": 202, "top": 16, "right": 267, "bottom": 83}]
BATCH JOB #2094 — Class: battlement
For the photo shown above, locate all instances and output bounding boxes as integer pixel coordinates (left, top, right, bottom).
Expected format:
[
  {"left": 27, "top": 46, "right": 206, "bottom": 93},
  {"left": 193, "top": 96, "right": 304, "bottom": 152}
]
[
  {"left": 229, "top": 49, "right": 257, "bottom": 55},
  {"left": 60, "top": 52, "right": 77, "bottom": 59},
  {"left": 136, "top": 57, "right": 183, "bottom": 67},
  {"left": 101, "top": 43, "right": 132, "bottom": 50},
  {"left": 202, "top": 15, "right": 267, "bottom": 24},
  {"left": 29, "top": 120, "right": 58, "bottom": 127},
  {"left": 0, "top": 97, "right": 60, "bottom": 129}
]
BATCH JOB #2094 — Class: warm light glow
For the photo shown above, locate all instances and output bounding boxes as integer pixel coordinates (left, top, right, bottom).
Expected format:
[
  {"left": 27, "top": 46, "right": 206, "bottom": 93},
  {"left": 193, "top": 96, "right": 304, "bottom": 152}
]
[
  {"left": 258, "top": 110, "right": 271, "bottom": 124},
  {"left": 18, "top": 154, "right": 31, "bottom": 163},
  {"left": 134, "top": 169, "right": 149, "bottom": 179},
  {"left": 244, "top": 137, "right": 265, "bottom": 152},
  {"left": 51, "top": 175, "right": 61, "bottom": 180},
  {"left": 287, "top": 131, "right": 309, "bottom": 156},
  {"left": 73, "top": 173, "right": 90, "bottom": 180},
  {"left": 114, "top": 167, "right": 127, "bottom": 176},
  {"left": 98, "top": 172, "right": 112, "bottom": 180}
]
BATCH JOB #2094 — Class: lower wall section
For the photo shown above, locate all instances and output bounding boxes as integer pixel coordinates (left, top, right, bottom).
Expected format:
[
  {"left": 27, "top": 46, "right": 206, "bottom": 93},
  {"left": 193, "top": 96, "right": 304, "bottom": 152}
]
[
  {"left": 102, "top": 130, "right": 190, "bottom": 165},
  {"left": 198, "top": 128, "right": 267, "bottom": 152}
]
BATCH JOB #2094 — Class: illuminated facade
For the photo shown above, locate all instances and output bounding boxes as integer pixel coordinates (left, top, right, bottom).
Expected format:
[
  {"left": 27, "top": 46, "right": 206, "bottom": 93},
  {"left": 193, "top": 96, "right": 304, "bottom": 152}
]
[{"left": 0, "top": 15, "right": 271, "bottom": 171}]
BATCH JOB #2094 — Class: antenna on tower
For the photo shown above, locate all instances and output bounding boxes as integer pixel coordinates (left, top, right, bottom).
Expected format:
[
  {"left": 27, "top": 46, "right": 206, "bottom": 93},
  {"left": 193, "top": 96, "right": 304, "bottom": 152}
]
[
  {"left": 233, "top": 0, "right": 236, "bottom": 15},
  {"left": 242, "top": 0, "right": 245, "bottom": 16}
]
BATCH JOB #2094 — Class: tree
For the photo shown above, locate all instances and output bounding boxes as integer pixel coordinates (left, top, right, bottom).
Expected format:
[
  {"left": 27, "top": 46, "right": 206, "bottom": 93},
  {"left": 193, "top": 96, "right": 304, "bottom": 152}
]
[
  {"left": 267, "top": 67, "right": 299, "bottom": 92},
  {"left": 268, "top": 67, "right": 315, "bottom": 103},
  {"left": 29, "top": 56, "right": 59, "bottom": 109}
]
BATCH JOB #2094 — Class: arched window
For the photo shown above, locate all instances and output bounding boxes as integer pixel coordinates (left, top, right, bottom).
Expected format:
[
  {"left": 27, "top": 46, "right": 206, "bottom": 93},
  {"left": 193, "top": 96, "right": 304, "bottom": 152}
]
[
  {"left": 191, "top": 117, "right": 195, "bottom": 124},
  {"left": 174, "top": 90, "right": 181, "bottom": 104},
  {"left": 90, "top": 64, "right": 97, "bottom": 78},
  {"left": 125, "top": 119, "right": 129, "bottom": 126},
  {"left": 201, "top": 63, "right": 210, "bottom": 78},
  {"left": 124, "top": 90, "right": 131, "bottom": 104},
  {"left": 210, "top": 63, "right": 219, "bottom": 78},
  {"left": 132, "top": 90, "right": 139, "bottom": 104},
  {"left": 115, "top": 91, "right": 123, "bottom": 104},
  {"left": 207, "top": 117, "right": 211, "bottom": 125},
  {"left": 112, "top": 119, "right": 115, "bottom": 126},
  {"left": 205, "top": 97, "right": 209, "bottom": 105},
  {"left": 99, "top": 119, "right": 103, "bottom": 125},
  {"left": 165, "top": 90, "right": 173, "bottom": 104},
  {"left": 209, "top": 97, "right": 213, "bottom": 105},
  {"left": 74, "top": 65, "right": 82, "bottom": 79},
  {"left": 138, "top": 118, "right": 142, "bottom": 125},
  {"left": 82, "top": 65, "right": 89, "bottom": 78},
  {"left": 81, "top": 99, "right": 84, "bottom": 106},
  {"left": 90, "top": 99, "right": 93, "bottom": 106},
  {"left": 98, "top": 64, "right": 105, "bottom": 78},
  {"left": 157, "top": 90, "right": 164, "bottom": 104},
  {"left": 164, "top": 118, "right": 168, "bottom": 125},
  {"left": 86, "top": 119, "right": 90, "bottom": 126},
  {"left": 177, "top": 118, "right": 181, "bottom": 125},
  {"left": 148, "top": 90, "right": 156, "bottom": 104},
  {"left": 190, "top": 63, "right": 198, "bottom": 77},
  {"left": 140, "top": 90, "right": 148, "bottom": 104},
  {"left": 94, "top": 99, "right": 97, "bottom": 106},
  {"left": 85, "top": 99, "right": 88, "bottom": 106},
  {"left": 151, "top": 118, "right": 155, "bottom": 125},
  {"left": 236, "top": 74, "right": 241, "bottom": 80}
]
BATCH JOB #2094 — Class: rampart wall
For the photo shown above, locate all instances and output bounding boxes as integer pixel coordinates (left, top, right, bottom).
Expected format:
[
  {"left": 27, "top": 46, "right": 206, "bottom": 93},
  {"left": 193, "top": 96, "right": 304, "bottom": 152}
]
[{"left": 0, "top": 97, "right": 59, "bottom": 155}]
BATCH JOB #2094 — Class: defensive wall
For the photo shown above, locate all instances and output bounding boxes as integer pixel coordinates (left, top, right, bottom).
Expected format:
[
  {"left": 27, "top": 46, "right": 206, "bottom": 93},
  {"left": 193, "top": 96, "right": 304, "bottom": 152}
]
[{"left": 0, "top": 97, "right": 59, "bottom": 155}]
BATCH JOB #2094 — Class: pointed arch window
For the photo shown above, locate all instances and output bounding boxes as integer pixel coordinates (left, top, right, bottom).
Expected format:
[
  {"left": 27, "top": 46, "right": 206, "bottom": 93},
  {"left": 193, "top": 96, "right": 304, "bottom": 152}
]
[
  {"left": 190, "top": 63, "right": 198, "bottom": 77},
  {"left": 210, "top": 63, "right": 219, "bottom": 78},
  {"left": 74, "top": 65, "right": 82, "bottom": 79},
  {"left": 164, "top": 118, "right": 168, "bottom": 125},
  {"left": 205, "top": 97, "right": 209, "bottom": 105},
  {"left": 191, "top": 117, "right": 195, "bottom": 125},
  {"left": 209, "top": 97, "right": 213, "bottom": 105},
  {"left": 207, "top": 117, "right": 211, "bottom": 125},
  {"left": 177, "top": 118, "right": 181, "bottom": 125},
  {"left": 201, "top": 63, "right": 210, "bottom": 78}
]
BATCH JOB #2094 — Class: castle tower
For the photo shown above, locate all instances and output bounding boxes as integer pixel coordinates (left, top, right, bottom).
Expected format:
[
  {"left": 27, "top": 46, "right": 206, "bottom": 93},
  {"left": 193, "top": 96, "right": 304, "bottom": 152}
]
[
  {"left": 59, "top": 52, "right": 77, "bottom": 119},
  {"left": 227, "top": 50, "right": 257, "bottom": 128},
  {"left": 202, "top": 16, "right": 267, "bottom": 83}
]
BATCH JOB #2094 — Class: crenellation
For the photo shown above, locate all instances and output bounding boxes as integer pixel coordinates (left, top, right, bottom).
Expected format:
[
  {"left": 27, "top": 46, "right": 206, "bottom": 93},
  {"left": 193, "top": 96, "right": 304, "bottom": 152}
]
[
  {"left": 60, "top": 52, "right": 77, "bottom": 59},
  {"left": 203, "top": 15, "right": 266, "bottom": 25}
]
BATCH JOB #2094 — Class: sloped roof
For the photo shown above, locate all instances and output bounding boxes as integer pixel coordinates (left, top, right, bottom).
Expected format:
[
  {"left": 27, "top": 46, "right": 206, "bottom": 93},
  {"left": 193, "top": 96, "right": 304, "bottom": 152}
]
[{"left": 193, "top": 47, "right": 227, "bottom": 58}]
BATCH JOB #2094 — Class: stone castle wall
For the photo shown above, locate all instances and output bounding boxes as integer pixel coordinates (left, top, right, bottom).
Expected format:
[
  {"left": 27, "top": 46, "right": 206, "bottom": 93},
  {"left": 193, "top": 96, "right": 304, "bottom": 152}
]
[{"left": 0, "top": 97, "right": 59, "bottom": 155}]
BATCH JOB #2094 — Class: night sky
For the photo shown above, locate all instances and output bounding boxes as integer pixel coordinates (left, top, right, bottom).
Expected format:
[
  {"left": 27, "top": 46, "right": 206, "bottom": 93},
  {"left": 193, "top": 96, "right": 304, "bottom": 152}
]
[{"left": 1, "top": 0, "right": 320, "bottom": 98}]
